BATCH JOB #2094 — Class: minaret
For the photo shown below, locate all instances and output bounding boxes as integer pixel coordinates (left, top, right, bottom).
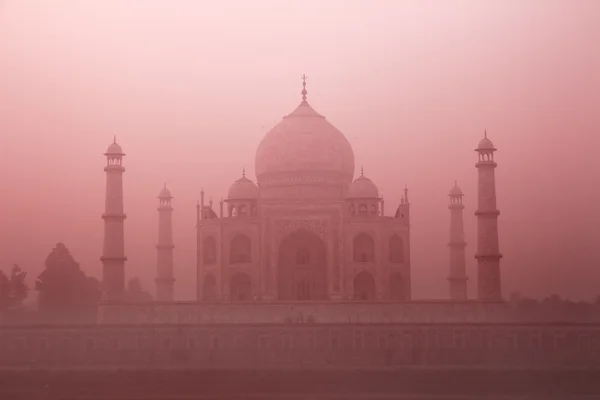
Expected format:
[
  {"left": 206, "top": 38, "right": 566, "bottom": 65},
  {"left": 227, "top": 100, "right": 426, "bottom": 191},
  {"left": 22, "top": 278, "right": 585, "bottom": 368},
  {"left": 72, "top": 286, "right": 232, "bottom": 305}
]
[
  {"left": 101, "top": 137, "right": 127, "bottom": 301},
  {"left": 156, "top": 184, "right": 175, "bottom": 301},
  {"left": 448, "top": 181, "right": 468, "bottom": 301},
  {"left": 475, "top": 131, "right": 502, "bottom": 302}
]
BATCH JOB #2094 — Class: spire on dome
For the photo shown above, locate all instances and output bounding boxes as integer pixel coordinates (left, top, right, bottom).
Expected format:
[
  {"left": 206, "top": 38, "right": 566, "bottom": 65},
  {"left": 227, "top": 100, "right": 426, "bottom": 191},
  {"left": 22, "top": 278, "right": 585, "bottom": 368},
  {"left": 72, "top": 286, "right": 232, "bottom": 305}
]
[
  {"left": 301, "top": 73, "right": 308, "bottom": 103},
  {"left": 158, "top": 183, "right": 172, "bottom": 199},
  {"left": 361, "top": 166, "right": 364, "bottom": 176},
  {"left": 449, "top": 180, "right": 463, "bottom": 197},
  {"left": 242, "top": 167, "right": 246, "bottom": 178},
  {"left": 105, "top": 135, "right": 124, "bottom": 156},
  {"left": 477, "top": 130, "right": 496, "bottom": 152}
]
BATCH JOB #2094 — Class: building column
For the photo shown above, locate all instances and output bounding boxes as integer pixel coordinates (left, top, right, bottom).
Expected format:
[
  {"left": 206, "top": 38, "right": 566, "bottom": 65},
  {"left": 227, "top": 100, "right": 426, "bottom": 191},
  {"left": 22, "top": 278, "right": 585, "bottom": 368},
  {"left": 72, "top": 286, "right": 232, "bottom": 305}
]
[
  {"left": 475, "top": 132, "right": 503, "bottom": 302},
  {"left": 101, "top": 137, "right": 127, "bottom": 302},
  {"left": 156, "top": 184, "right": 175, "bottom": 301},
  {"left": 448, "top": 181, "right": 468, "bottom": 301}
]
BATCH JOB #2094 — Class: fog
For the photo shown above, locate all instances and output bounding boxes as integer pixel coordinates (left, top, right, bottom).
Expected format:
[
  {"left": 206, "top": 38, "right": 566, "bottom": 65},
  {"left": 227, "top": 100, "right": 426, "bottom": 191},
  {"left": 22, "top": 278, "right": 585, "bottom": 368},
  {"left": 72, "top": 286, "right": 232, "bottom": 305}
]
[{"left": 0, "top": 0, "right": 599, "bottom": 301}]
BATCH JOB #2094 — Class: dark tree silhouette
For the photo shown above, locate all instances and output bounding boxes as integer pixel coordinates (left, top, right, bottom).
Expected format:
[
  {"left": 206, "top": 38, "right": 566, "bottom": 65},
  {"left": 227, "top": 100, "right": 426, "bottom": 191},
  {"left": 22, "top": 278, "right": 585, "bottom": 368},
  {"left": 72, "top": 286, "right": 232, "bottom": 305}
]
[
  {"left": 36, "top": 243, "right": 100, "bottom": 321},
  {"left": 126, "top": 277, "right": 153, "bottom": 302},
  {"left": 0, "top": 265, "right": 28, "bottom": 311}
]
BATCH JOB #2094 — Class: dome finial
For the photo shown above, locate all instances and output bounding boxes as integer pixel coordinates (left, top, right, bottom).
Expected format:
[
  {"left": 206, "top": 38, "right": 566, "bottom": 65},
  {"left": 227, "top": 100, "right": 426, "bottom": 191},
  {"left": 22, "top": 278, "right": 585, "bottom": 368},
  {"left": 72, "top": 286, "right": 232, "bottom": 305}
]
[
  {"left": 113, "top": 134, "right": 116, "bottom": 143},
  {"left": 242, "top": 167, "right": 246, "bottom": 177},
  {"left": 361, "top": 166, "right": 364, "bottom": 176},
  {"left": 301, "top": 73, "right": 308, "bottom": 103},
  {"left": 454, "top": 179, "right": 458, "bottom": 187},
  {"left": 484, "top": 129, "right": 487, "bottom": 138}
]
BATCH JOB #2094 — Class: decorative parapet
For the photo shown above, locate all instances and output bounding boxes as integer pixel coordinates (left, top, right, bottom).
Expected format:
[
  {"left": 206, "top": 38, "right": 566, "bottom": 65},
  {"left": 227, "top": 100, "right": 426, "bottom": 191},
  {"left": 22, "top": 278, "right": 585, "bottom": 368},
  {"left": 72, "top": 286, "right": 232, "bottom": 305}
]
[{"left": 97, "top": 301, "right": 600, "bottom": 325}]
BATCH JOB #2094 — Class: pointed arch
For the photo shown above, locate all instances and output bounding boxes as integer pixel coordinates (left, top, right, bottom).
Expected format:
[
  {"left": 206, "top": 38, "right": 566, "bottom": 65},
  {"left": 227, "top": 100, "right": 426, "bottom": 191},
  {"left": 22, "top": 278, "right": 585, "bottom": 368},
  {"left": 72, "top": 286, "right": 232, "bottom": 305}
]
[
  {"left": 238, "top": 205, "right": 248, "bottom": 217},
  {"left": 353, "top": 233, "right": 375, "bottom": 262},
  {"left": 230, "top": 272, "right": 252, "bottom": 301},
  {"left": 296, "top": 247, "right": 310, "bottom": 265},
  {"left": 358, "top": 204, "right": 368, "bottom": 216},
  {"left": 353, "top": 271, "right": 376, "bottom": 301},
  {"left": 202, "top": 274, "right": 217, "bottom": 301},
  {"left": 389, "top": 234, "right": 404, "bottom": 263},
  {"left": 277, "top": 229, "right": 327, "bottom": 301},
  {"left": 203, "top": 236, "right": 217, "bottom": 265},
  {"left": 230, "top": 234, "right": 252, "bottom": 264}
]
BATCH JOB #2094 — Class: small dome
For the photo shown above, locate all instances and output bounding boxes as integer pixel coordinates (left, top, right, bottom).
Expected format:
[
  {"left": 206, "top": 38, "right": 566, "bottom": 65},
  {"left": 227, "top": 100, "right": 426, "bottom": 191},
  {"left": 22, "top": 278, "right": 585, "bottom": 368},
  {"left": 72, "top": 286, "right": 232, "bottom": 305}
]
[
  {"left": 477, "top": 132, "right": 495, "bottom": 151},
  {"left": 347, "top": 173, "right": 379, "bottom": 199},
  {"left": 105, "top": 141, "right": 123, "bottom": 155},
  {"left": 449, "top": 181, "right": 463, "bottom": 196},
  {"left": 158, "top": 184, "right": 172, "bottom": 198},
  {"left": 228, "top": 174, "right": 259, "bottom": 200}
]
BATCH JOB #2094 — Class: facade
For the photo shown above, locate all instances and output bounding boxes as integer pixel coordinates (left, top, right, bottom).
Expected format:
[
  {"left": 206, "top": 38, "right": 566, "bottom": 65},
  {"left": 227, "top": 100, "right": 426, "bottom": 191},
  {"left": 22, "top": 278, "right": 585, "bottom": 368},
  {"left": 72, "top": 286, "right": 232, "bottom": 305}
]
[
  {"left": 97, "top": 78, "right": 507, "bottom": 306},
  {"left": 3, "top": 78, "right": 600, "bottom": 391},
  {"left": 196, "top": 82, "right": 411, "bottom": 303}
]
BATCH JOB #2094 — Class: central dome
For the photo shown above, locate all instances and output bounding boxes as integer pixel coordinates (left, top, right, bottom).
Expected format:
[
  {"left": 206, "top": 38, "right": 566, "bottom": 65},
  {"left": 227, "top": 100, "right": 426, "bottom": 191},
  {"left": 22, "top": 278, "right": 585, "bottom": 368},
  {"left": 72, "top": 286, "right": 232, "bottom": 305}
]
[{"left": 255, "top": 100, "right": 355, "bottom": 195}]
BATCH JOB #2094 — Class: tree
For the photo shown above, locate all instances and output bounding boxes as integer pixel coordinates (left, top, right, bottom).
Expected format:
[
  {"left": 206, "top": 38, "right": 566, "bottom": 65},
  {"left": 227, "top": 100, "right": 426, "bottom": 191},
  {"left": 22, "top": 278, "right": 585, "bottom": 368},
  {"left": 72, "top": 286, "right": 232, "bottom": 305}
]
[
  {"left": 82, "top": 276, "right": 102, "bottom": 307},
  {"left": 126, "top": 277, "right": 153, "bottom": 302},
  {"left": 36, "top": 243, "right": 99, "bottom": 319},
  {"left": 0, "top": 265, "right": 28, "bottom": 311}
]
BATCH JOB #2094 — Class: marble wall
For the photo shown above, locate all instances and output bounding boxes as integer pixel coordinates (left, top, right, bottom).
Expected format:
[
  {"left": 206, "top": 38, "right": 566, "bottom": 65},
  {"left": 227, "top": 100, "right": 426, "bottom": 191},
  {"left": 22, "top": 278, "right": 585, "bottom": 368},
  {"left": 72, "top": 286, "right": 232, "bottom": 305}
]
[
  {"left": 98, "top": 301, "right": 600, "bottom": 325},
  {"left": 1, "top": 322, "right": 599, "bottom": 369}
]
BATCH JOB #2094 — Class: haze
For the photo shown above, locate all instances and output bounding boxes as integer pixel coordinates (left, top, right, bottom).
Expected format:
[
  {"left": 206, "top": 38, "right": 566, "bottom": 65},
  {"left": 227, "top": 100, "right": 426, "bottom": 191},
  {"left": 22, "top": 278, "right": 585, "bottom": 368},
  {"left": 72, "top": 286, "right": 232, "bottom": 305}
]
[{"left": 0, "top": 0, "right": 599, "bottom": 301}]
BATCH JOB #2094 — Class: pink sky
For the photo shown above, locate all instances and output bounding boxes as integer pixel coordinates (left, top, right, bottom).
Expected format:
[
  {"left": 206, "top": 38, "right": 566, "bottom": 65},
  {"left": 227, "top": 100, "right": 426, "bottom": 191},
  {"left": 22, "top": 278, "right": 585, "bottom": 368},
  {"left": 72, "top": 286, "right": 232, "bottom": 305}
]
[{"left": 1, "top": 0, "right": 599, "bottom": 301}]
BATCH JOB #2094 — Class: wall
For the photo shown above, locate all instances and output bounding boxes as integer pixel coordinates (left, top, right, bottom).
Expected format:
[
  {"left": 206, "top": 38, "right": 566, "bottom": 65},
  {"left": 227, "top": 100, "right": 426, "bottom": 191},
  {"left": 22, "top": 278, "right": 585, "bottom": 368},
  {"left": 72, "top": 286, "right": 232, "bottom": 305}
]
[
  {"left": 97, "top": 301, "right": 600, "bottom": 325},
  {"left": 1, "top": 322, "right": 599, "bottom": 370}
]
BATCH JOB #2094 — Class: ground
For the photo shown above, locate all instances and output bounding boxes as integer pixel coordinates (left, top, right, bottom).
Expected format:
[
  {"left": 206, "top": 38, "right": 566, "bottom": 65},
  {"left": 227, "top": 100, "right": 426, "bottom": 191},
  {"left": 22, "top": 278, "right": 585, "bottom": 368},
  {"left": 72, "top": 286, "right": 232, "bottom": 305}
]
[{"left": 1, "top": 368, "right": 600, "bottom": 399}]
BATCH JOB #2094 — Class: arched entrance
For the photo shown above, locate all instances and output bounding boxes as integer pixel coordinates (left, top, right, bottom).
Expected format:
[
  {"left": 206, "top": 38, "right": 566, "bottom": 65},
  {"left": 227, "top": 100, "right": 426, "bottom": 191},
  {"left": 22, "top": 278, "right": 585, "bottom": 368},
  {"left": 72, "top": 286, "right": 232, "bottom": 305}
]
[
  {"left": 277, "top": 229, "right": 327, "bottom": 301},
  {"left": 353, "top": 271, "right": 376, "bottom": 301},
  {"left": 353, "top": 233, "right": 375, "bottom": 262},
  {"left": 230, "top": 234, "right": 251, "bottom": 264},
  {"left": 203, "top": 236, "right": 217, "bottom": 265},
  {"left": 230, "top": 272, "right": 252, "bottom": 301}
]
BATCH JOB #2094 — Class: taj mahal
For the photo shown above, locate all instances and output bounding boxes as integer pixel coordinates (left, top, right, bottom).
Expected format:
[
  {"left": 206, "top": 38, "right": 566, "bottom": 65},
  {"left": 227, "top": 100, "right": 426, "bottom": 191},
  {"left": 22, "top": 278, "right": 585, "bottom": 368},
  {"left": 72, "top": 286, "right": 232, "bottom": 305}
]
[
  {"left": 1, "top": 78, "right": 599, "bottom": 396},
  {"left": 101, "top": 76, "right": 501, "bottom": 308}
]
